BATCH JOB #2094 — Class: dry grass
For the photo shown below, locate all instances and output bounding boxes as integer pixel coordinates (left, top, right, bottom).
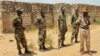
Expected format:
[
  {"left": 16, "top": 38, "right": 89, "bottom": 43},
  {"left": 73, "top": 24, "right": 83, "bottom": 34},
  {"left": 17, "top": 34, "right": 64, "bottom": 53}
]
[{"left": 0, "top": 24, "right": 100, "bottom": 56}]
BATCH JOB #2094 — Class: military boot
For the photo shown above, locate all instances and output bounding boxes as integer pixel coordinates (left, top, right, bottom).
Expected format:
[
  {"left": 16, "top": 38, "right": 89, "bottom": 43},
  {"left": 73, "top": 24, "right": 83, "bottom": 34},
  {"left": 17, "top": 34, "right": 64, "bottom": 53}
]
[
  {"left": 25, "top": 49, "right": 32, "bottom": 54},
  {"left": 42, "top": 44, "right": 48, "bottom": 50},
  {"left": 58, "top": 41, "right": 61, "bottom": 48},
  {"left": 18, "top": 49, "right": 22, "bottom": 55},
  {"left": 75, "top": 36, "right": 78, "bottom": 43},
  {"left": 39, "top": 45, "right": 42, "bottom": 50},
  {"left": 61, "top": 41, "right": 66, "bottom": 46},
  {"left": 75, "top": 39, "right": 78, "bottom": 43},
  {"left": 71, "top": 36, "right": 74, "bottom": 43}
]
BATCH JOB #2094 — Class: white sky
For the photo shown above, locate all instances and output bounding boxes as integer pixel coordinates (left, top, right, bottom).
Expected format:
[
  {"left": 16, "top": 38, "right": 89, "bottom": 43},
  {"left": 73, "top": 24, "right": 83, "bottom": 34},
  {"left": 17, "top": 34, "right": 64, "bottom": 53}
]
[{"left": 0, "top": 0, "right": 100, "bottom": 6}]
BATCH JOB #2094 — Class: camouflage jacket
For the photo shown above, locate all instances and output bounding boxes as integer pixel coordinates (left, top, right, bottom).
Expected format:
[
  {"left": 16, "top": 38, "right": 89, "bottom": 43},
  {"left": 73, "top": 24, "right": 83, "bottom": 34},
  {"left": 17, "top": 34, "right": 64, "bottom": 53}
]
[
  {"left": 71, "top": 15, "right": 79, "bottom": 27},
  {"left": 58, "top": 15, "right": 67, "bottom": 32},
  {"left": 35, "top": 16, "right": 46, "bottom": 30},
  {"left": 13, "top": 16, "right": 25, "bottom": 30}
]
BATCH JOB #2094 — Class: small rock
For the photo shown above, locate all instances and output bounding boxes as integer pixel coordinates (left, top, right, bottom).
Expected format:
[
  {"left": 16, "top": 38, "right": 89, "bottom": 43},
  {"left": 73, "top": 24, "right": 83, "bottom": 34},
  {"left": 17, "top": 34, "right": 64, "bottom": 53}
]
[{"left": 9, "top": 40, "right": 14, "bottom": 42}]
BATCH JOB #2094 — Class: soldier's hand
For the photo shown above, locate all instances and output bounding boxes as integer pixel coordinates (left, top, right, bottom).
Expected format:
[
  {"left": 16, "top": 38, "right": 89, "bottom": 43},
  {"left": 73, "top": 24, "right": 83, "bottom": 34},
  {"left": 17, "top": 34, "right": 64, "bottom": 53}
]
[{"left": 22, "top": 27, "right": 25, "bottom": 31}]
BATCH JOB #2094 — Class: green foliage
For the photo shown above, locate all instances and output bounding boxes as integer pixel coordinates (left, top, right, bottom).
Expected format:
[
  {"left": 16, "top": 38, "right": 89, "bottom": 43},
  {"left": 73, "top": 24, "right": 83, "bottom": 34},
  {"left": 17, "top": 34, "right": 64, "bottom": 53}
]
[
  {"left": 28, "top": 42, "right": 34, "bottom": 49},
  {"left": 92, "top": 17, "right": 100, "bottom": 25},
  {"left": 95, "top": 18, "right": 100, "bottom": 24},
  {"left": 47, "top": 23, "right": 54, "bottom": 29},
  {"left": 30, "top": 25, "right": 37, "bottom": 31},
  {"left": 26, "top": 25, "right": 37, "bottom": 32}
]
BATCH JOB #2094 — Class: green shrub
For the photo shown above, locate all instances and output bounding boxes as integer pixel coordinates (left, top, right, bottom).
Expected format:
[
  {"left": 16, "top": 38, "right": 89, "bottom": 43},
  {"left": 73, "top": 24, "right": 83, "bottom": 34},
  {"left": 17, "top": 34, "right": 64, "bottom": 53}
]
[{"left": 95, "top": 18, "right": 100, "bottom": 24}]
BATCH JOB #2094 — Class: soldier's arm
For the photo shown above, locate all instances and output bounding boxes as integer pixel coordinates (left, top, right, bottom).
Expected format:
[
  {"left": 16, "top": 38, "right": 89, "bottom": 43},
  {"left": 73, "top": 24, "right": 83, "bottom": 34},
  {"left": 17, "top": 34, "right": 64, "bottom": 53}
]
[
  {"left": 74, "top": 16, "right": 81, "bottom": 25},
  {"left": 88, "top": 16, "right": 91, "bottom": 25},
  {"left": 58, "top": 16, "right": 63, "bottom": 32},
  {"left": 12, "top": 19, "right": 16, "bottom": 27},
  {"left": 58, "top": 16, "right": 61, "bottom": 30},
  {"left": 71, "top": 15, "right": 74, "bottom": 25},
  {"left": 34, "top": 18, "right": 40, "bottom": 26},
  {"left": 21, "top": 18, "right": 23, "bottom": 25},
  {"left": 34, "top": 19, "right": 38, "bottom": 24}
]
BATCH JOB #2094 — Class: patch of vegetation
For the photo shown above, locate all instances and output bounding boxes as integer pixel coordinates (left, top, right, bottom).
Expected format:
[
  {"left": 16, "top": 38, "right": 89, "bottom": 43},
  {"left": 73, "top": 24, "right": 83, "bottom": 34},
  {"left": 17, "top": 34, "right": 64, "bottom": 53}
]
[
  {"left": 28, "top": 41, "right": 36, "bottom": 50},
  {"left": 47, "top": 23, "right": 54, "bottom": 29},
  {"left": 45, "top": 35, "right": 53, "bottom": 48},
  {"left": 28, "top": 42, "right": 34, "bottom": 49},
  {"left": 30, "top": 25, "right": 37, "bottom": 31},
  {"left": 95, "top": 18, "right": 100, "bottom": 24},
  {"left": 92, "top": 17, "right": 100, "bottom": 25},
  {"left": 25, "top": 25, "right": 37, "bottom": 32}
]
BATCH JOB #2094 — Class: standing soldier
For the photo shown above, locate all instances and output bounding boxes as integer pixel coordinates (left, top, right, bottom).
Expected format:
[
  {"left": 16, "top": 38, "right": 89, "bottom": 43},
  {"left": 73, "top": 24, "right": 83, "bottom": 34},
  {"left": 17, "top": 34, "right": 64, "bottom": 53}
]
[
  {"left": 58, "top": 7, "right": 68, "bottom": 48},
  {"left": 35, "top": 10, "right": 47, "bottom": 50},
  {"left": 75, "top": 8, "right": 91, "bottom": 55},
  {"left": 71, "top": 8, "right": 80, "bottom": 43},
  {"left": 13, "top": 9, "right": 31, "bottom": 54}
]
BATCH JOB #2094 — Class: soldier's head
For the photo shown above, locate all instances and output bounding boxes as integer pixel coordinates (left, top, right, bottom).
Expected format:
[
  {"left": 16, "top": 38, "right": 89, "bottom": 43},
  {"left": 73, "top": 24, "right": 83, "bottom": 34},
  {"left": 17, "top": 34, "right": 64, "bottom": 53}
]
[
  {"left": 72, "top": 9, "right": 79, "bottom": 16},
  {"left": 61, "top": 6, "right": 66, "bottom": 15},
  {"left": 75, "top": 8, "right": 79, "bottom": 15},
  {"left": 16, "top": 9, "right": 23, "bottom": 16},
  {"left": 40, "top": 9, "right": 45, "bottom": 18},
  {"left": 73, "top": 5, "right": 79, "bottom": 15},
  {"left": 82, "top": 7, "right": 89, "bottom": 17}
]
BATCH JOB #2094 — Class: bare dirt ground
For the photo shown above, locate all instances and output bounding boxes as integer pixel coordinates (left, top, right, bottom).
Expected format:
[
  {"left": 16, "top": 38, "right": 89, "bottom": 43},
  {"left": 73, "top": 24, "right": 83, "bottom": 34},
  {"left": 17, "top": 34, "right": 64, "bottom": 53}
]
[{"left": 0, "top": 24, "right": 100, "bottom": 56}]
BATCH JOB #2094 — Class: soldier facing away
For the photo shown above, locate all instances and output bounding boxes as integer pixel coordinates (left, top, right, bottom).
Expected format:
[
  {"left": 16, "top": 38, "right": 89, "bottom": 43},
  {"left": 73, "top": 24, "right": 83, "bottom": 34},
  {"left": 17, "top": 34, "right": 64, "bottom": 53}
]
[
  {"left": 71, "top": 8, "right": 80, "bottom": 43},
  {"left": 13, "top": 9, "right": 32, "bottom": 54},
  {"left": 34, "top": 10, "right": 47, "bottom": 50},
  {"left": 58, "top": 7, "right": 68, "bottom": 48}
]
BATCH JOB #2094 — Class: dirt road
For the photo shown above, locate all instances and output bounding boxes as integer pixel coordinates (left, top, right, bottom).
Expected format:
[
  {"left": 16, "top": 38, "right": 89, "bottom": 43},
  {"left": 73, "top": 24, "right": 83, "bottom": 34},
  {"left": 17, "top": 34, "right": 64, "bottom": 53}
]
[{"left": 0, "top": 25, "right": 100, "bottom": 56}]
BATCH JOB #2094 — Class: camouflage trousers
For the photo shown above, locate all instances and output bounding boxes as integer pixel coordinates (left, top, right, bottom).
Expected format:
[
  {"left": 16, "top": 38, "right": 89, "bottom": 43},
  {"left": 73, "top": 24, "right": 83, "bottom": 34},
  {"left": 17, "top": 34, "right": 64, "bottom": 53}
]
[
  {"left": 58, "top": 31, "right": 66, "bottom": 46},
  {"left": 80, "top": 28, "right": 90, "bottom": 52},
  {"left": 59, "top": 32, "right": 66, "bottom": 42},
  {"left": 38, "top": 29, "right": 46, "bottom": 47},
  {"left": 71, "top": 25, "right": 79, "bottom": 41},
  {"left": 14, "top": 29, "right": 28, "bottom": 50}
]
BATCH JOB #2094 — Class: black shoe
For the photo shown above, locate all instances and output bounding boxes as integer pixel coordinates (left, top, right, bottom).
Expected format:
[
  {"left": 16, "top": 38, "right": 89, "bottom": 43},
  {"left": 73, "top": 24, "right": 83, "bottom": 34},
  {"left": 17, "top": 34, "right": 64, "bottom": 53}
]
[
  {"left": 18, "top": 51, "right": 22, "bottom": 55},
  {"left": 61, "top": 44, "right": 66, "bottom": 47},
  {"left": 61, "top": 41, "right": 66, "bottom": 47},
  {"left": 71, "top": 38, "right": 74, "bottom": 43},
  {"left": 25, "top": 50, "right": 32, "bottom": 54},
  {"left": 75, "top": 41, "right": 78, "bottom": 43},
  {"left": 18, "top": 49, "right": 22, "bottom": 55},
  {"left": 43, "top": 47, "right": 48, "bottom": 50},
  {"left": 39, "top": 46, "right": 41, "bottom": 50}
]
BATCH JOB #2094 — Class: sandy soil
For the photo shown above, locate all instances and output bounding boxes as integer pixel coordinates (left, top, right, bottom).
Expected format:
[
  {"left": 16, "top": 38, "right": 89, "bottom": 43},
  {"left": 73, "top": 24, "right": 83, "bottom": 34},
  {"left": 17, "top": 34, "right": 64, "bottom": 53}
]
[{"left": 0, "top": 25, "right": 100, "bottom": 56}]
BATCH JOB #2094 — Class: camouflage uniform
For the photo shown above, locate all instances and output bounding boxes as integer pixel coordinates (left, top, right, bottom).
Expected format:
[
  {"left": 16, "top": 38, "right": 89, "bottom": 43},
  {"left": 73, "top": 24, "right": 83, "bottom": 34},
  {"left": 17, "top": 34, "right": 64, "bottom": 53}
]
[
  {"left": 35, "top": 16, "right": 46, "bottom": 50},
  {"left": 13, "top": 9, "right": 31, "bottom": 54},
  {"left": 71, "top": 14, "right": 80, "bottom": 43},
  {"left": 58, "top": 14, "right": 67, "bottom": 47}
]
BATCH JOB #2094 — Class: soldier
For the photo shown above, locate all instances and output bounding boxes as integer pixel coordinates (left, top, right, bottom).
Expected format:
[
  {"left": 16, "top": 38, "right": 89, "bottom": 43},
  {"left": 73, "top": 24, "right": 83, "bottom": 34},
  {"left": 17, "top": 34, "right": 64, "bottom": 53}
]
[
  {"left": 34, "top": 10, "right": 47, "bottom": 50},
  {"left": 58, "top": 7, "right": 68, "bottom": 48},
  {"left": 13, "top": 9, "right": 31, "bottom": 54},
  {"left": 75, "top": 8, "right": 91, "bottom": 55},
  {"left": 71, "top": 8, "right": 80, "bottom": 43}
]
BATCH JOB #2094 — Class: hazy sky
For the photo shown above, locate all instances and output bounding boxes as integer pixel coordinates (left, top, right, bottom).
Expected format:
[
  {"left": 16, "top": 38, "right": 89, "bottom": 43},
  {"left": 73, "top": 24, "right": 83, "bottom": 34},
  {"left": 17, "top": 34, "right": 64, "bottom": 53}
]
[{"left": 1, "top": 0, "right": 100, "bottom": 6}]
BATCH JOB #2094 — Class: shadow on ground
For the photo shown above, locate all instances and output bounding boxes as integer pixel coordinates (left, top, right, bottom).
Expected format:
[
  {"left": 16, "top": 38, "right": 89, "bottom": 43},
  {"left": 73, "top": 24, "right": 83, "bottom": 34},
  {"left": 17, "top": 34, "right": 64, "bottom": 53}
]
[
  {"left": 84, "top": 50, "right": 97, "bottom": 54},
  {"left": 60, "top": 44, "right": 72, "bottom": 48},
  {"left": 19, "top": 51, "right": 37, "bottom": 56},
  {"left": 19, "top": 54, "right": 33, "bottom": 56}
]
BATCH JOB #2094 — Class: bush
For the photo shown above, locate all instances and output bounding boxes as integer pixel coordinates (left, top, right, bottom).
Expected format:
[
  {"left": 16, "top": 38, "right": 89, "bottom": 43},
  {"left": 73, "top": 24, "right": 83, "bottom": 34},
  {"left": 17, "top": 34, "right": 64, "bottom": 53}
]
[{"left": 93, "top": 18, "right": 100, "bottom": 24}]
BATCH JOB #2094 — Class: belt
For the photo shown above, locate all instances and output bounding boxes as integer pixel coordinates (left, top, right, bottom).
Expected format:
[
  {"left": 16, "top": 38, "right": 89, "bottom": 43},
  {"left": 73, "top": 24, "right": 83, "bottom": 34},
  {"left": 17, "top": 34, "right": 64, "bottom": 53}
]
[{"left": 80, "top": 27, "right": 89, "bottom": 29}]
